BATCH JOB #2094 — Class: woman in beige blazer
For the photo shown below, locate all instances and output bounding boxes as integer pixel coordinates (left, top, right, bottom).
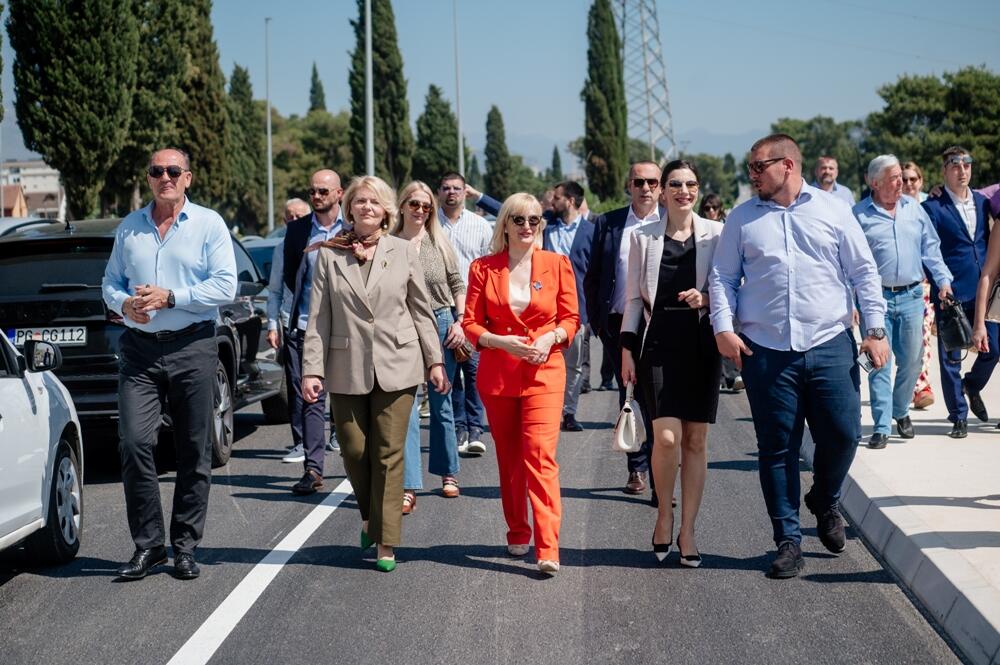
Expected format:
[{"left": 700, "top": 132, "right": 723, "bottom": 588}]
[
  {"left": 620, "top": 160, "right": 724, "bottom": 568},
  {"left": 302, "top": 175, "right": 447, "bottom": 572}
]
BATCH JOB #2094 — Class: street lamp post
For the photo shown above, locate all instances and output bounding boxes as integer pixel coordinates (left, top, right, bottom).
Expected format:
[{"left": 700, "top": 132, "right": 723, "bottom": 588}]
[
  {"left": 364, "top": 0, "right": 374, "bottom": 176},
  {"left": 265, "top": 17, "right": 274, "bottom": 233},
  {"left": 453, "top": 0, "right": 464, "bottom": 176}
]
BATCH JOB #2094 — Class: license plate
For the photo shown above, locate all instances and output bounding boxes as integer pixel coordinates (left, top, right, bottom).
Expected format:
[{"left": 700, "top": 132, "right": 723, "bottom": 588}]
[{"left": 8, "top": 326, "right": 88, "bottom": 347}]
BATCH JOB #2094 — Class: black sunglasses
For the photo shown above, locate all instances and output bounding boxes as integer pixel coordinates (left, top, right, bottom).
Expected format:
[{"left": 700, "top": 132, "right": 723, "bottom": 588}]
[
  {"left": 308, "top": 187, "right": 331, "bottom": 196},
  {"left": 147, "top": 165, "right": 189, "bottom": 179},
  {"left": 631, "top": 178, "right": 659, "bottom": 189},
  {"left": 666, "top": 179, "right": 699, "bottom": 191},
  {"left": 745, "top": 157, "right": 786, "bottom": 175},
  {"left": 510, "top": 215, "right": 542, "bottom": 227}
]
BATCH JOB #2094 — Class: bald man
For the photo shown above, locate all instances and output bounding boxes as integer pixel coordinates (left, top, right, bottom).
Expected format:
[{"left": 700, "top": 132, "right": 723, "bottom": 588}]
[{"left": 280, "top": 169, "right": 347, "bottom": 494}]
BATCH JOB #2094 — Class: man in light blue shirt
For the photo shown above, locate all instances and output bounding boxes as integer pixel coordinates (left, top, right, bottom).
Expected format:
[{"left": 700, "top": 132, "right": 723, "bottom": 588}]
[
  {"left": 812, "top": 156, "right": 856, "bottom": 206},
  {"left": 853, "top": 155, "right": 953, "bottom": 448},
  {"left": 709, "top": 134, "right": 888, "bottom": 579},
  {"left": 102, "top": 148, "right": 236, "bottom": 581}
]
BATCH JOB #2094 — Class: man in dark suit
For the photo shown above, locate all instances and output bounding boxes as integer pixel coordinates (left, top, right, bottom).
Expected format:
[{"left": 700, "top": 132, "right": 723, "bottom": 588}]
[
  {"left": 922, "top": 146, "right": 997, "bottom": 437},
  {"left": 585, "top": 162, "right": 663, "bottom": 495},
  {"left": 545, "top": 181, "right": 594, "bottom": 432}
]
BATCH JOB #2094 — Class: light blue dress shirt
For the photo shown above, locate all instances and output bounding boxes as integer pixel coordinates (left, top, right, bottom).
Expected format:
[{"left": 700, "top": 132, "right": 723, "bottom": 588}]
[
  {"left": 266, "top": 240, "right": 292, "bottom": 331},
  {"left": 709, "top": 183, "right": 886, "bottom": 352},
  {"left": 294, "top": 213, "right": 345, "bottom": 331},
  {"left": 549, "top": 214, "right": 582, "bottom": 257},
  {"left": 102, "top": 197, "right": 237, "bottom": 332},
  {"left": 852, "top": 195, "right": 952, "bottom": 288},
  {"left": 812, "top": 180, "right": 856, "bottom": 206}
]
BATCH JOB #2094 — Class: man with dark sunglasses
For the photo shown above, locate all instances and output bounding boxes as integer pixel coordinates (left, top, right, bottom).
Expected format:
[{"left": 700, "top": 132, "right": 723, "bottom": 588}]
[
  {"left": 278, "top": 169, "right": 347, "bottom": 492},
  {"left": 585, "top": 161, "right": 662, "bottom": 496},
  {"left": 710, "top": 134, "right": 888, "bottom": 579},
  {"left": 103, "top": 148, "right": 237, "bottom": 581}
]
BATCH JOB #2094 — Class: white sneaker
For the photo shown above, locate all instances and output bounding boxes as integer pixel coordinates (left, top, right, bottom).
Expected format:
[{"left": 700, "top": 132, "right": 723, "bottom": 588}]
[
  {"left": 326, "top": 431, "right": 340, "bottom": 453},
  {"left": 466, "top": 431, "right": 486, "bottom": 455},
  {"left": 538, "top": 560, "right": 559, "bottom": 574},
  {"left": 457, "top": 430, "right": 470, "bottom": 454},
  {"left": 418, "top": 398, "right": 430, "bottom": 419},
  {"left": 507, "top": 544, "right": 530, "bottom": 557},
  {"left": 282, "top": 444, "right": 305, "bottom": 463}
]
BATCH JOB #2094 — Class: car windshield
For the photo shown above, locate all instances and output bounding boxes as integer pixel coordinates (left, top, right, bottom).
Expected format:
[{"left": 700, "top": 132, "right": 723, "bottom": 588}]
[{"left": 0, "top": 244, "right": 109, "bottom": 297}]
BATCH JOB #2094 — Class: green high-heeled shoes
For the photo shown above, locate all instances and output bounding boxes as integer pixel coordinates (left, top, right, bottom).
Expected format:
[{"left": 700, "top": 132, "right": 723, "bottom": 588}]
[
  {"left": 375, "top": 557, "right": 396, "bottom": 572},
  {"left": 360, "top": 530, "right": 374, "bottom": 550}
]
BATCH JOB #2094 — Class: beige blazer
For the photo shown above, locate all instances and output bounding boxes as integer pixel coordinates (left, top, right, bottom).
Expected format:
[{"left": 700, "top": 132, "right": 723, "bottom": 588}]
[
  {"left": 621, "top": 213, "right": 724, "bottom": 337},
  {"left": 302, "top": 235, "right": 443, "bottom": 394}
]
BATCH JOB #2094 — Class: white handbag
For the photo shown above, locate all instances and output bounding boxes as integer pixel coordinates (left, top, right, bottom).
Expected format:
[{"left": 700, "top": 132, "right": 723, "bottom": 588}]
[
  {"left": 986, "top": 279, "right": 1000, "bottom": 323},
  {"left": 612, "top": 382, "right": 645, "bottom": 453}
]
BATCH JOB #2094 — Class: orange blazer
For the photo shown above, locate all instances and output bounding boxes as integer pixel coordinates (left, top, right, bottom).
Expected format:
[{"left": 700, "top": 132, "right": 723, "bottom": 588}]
[{"left": 463, "top": 249, "right": 580, "bottom": 397}]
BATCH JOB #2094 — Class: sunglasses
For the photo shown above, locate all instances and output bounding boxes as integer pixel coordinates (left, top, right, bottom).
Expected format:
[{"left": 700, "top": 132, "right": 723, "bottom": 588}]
[
  {"left": 406, "top": 199, "right": 432, "bottom": 213},
  {"left": 901, "top": 176, "right": 921, "bottom": 184},
  {"left": 945, "top": 155, "right": 973, "bottom": 166},
  {"left": 510, "top": 215, "right": 542, "bottom": 227},
  {"left": 703, "top": 205, "right": 720, "bottom": 211},
  {"left": 147, "top": 165, "right": 188, "bottom": 179},
  {"left": 308, "top": 187, "right": 331, "bottom": 196},
  {"left": 666, "top": 179, "right": 699, "bottom": 191},
  {"left": 745, "top": 157, "right": 786, "bottom": 175},
  {"left": 631, "top": 178, "right": 660, "bottom": 189}
]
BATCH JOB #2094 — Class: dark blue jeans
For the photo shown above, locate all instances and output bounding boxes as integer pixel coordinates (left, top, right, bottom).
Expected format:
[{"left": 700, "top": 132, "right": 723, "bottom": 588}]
[
  {"left": 740, "top": 331, "right": 861, "bottom": 546},
  {"left": 452, "top": 349, "right": 486, "bottom": 435},
  {"left": 937, "top": 299, "right": 999, "bottom": 422}
]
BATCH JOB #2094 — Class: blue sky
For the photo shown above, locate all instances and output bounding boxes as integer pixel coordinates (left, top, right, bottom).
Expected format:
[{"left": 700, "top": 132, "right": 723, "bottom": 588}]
[{"left": 2, "top": 0, "right": 998, "bottom": 170}]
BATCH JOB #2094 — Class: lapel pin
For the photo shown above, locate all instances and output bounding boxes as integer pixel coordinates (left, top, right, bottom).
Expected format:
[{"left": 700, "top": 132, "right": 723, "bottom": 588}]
[{"left": 532, "top": 280, "right": 542, "bottom": 291}]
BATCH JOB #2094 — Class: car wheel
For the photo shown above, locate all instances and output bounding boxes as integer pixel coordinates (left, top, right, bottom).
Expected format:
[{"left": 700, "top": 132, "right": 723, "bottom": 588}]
[
  {"left": 211, "top": 359, "right": 235, "bottom": 468},
  {"left": 25, "top": 440, "right": 82, "bottom": 565},
  {"left": 261, "top": 370, "right": 290, "bottom": 424}
]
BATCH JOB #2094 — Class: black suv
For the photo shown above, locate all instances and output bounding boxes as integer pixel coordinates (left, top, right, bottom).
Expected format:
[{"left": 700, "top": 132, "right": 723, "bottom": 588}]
[{"left": 0, "top": 219, "right": 288, "bottom": 466}]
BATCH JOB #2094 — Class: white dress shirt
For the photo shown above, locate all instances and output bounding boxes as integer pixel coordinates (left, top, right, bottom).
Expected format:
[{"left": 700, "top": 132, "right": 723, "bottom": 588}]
[
  {"left": 612, "top": 205, "right": 661, "bottom": 314},
  {"left": 945, "top": 186, "right": 977, "bottom": 239}
]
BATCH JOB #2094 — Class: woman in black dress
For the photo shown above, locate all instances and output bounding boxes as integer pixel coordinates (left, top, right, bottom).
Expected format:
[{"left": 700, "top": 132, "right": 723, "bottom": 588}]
[{"left": 621, "top": 160, "right": 724, "bottom": 567}]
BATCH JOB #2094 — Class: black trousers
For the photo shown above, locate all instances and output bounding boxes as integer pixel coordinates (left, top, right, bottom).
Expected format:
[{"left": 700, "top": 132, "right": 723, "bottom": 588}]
[
  {"left": 118, "top": 324, "right": 216, "bottom": 555},
  {"left": 284, "top": 329, "right": 328, "bottom": 474},
  {"left": 601, "top": 313, "right": 653, "bottom": 474}
]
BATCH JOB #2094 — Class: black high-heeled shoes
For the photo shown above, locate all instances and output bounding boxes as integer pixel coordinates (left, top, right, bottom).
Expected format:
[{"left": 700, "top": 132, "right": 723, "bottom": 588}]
[
  {"left": 651, "top": 535, "right": 672, "bottom": 563},
  {"left": 677, "top": 533, "right": 702, "bottom": 568}
]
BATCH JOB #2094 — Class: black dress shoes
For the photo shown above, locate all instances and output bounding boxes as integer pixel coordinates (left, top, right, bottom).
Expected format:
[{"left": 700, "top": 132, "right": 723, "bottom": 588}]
[
  {"left": 561, "top": 414, "right": 584, "bottom": 432},
  {"left": 895, "top": 416, "right": 914, "bottom": 439},
  {"left": 963, "top": 379, "right": 989, "bottom": 422},
  {"left": 867, "top": 433, "right": 888, "bottom": 449},
  {"left": 117, "top": 546, "right": 168, "bottom": 580},
  {"left": 624, "top": 471, "right": 647, "bottom": 494},
  {"left": 949, "top": 420, "right": 968, "bottom": 439},
  {"left": 768, "top": 541, "right": 804, "bottom": 579},
  {"left": 173, "top": 553, "right": 201, "bottom": 580},
  {"left": 292, "top": 469, "right": 324, "bottom": 495}
]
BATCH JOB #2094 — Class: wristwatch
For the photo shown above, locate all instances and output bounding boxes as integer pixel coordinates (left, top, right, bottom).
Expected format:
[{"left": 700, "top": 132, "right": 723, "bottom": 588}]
[
  {"left": 866, "top": 327, "right": 886, "bottom": 340},
  {"left": 167, "top": 290, "right": 176, "bottom": 309}
]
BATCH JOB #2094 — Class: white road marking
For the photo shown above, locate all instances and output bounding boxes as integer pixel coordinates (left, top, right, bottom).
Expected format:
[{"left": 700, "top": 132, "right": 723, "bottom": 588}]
[{"left": 167, "top": 479, "right": 353, "bottom": 665}]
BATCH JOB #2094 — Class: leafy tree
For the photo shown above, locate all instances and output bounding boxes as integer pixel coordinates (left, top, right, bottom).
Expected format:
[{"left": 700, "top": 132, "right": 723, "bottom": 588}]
[
  {"left": 580, "top": 0, "right": 627, "bottom": 201},
  {"left": 271, "top": 107, "right": 352, "bottom": 210},
  {"left": 547, "top": 145, "right": 563, "bottom": 183},
  {"left": 348, "top": 0, "right": 414, "bottom": 185},
  {"left": 626, "top": 138, "right": 663, "bottom": 166},
  {"left": 484, "top": 105, "right": 514, "bottom": 200},
  {"left": 770, "top": 115, "right": 864, "bottom": 195},
  {"left": 7, "top": 0, "right": 139, "bottom": 219},
  {"left": 467, "top": 154, "right": 483, "bottom": 191},
  {"left": 176, "top": 0, "right": 230, "bottom": 208},
  {"left": 103, "top": 0, "right": 186, "bottom": 214},
  {"left": 309, "top": 62, "right": 326, "bottom": 112},
  {"left": 412, "top": 84, "right": 459, "bottom": 185},
  {"left": 224, "top": 64, "right": 267, "bottom": 233},
  {"left": 679, "top": 152, "right": 738, "bottom": 205},
  {"left": 508, "top": 155, "right": 545, "bottom": 197}
]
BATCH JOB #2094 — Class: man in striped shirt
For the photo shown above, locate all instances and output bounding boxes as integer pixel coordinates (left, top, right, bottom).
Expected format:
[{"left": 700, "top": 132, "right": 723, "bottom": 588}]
[{"left": 438, "top": 171, "right": 494, "bottom": 455}]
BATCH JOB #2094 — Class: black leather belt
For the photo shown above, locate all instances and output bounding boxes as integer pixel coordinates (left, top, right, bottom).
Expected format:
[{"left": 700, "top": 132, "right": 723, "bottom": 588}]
[
  {"left": 130, "top": 320, "right": 212, "bottom": 342},
  {"left": 882, "top": 281, "right": 921, "bottom": 293}
]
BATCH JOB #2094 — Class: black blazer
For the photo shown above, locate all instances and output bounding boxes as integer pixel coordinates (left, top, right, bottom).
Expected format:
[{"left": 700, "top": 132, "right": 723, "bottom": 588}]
[
  {"left": 543, "top": 218, "right": 594, "bottom": 326},
  {"left": 583, "top": 206, "right": 629, "bottom": 334},
  {"left": 282, "top": 214, "right": 314, "bottom": 328}
]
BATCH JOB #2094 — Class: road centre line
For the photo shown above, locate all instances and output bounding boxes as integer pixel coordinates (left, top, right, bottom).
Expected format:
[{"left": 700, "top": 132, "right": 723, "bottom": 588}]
[{"left": 167, "top": 478, "right": 354, "bottom": 665}]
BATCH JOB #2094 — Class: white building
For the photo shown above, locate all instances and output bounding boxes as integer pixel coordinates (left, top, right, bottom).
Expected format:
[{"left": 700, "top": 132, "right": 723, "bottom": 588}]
[{"left": 1, "top": 159, "right": 64, "bottom": 219}]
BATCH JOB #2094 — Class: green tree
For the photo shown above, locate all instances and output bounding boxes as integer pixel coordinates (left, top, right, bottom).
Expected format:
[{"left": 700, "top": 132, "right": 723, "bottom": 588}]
[
  {"left": 467, "top": 154, "right": 483, "bottom": 191},
  {"left": 770, "top": 115, "right": 864, "bottom": 195},
  {"left": 581, "top": 0, "right": 627, "bottom": 201},
  {"left": 7, "top": 0, "right": 139, "bottom": 219},
  {"left": 546, "top": 145, "right": 563, "bottom": 183},
  {"left": 626, "top": 138, "right": 664, "bottom": 166},
  {"left": 103, "top": 0, "right": 186, "bottom": 214},
  {"left": 508, "top": 155, "right": 545, "bottom": 197},
  {"left": 176, "top": 0, "right": 230, "bottom": 208},
  {"left": 224, "top": 64, "right": 267, "bottom": 233},
  {"left": 271, "top": 107, "right": 352, "bottom": 211},
  {"left": 412, "top": 84, "right": 459, "bottom": 185},
  {"left": 348, "top": 0, "right": 414, "bottom": 185},
  {"left": 309, "top": 62, "right": 326, "bottom": 112},
  {"left": 680, "top": 152, "right": 738, "bottom": 205},
  {"left": 484, "top": 105, "right": 514, "bottom": 200}
]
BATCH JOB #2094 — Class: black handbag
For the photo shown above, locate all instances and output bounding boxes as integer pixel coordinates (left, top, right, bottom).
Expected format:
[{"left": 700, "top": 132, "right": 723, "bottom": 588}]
[{"left": 938, "top": 297, "right": 974, "bottom": 352}]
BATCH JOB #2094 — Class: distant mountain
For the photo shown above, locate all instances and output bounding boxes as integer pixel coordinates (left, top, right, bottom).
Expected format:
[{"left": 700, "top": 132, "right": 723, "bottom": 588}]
[{"left": 675, "top": 127, "right": 766, "bottom": 158}]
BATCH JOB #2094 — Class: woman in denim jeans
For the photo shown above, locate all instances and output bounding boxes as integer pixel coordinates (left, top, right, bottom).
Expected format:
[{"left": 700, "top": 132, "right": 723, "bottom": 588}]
[{"left": 393, "top": 181, "right": 467, "bottom": 513}]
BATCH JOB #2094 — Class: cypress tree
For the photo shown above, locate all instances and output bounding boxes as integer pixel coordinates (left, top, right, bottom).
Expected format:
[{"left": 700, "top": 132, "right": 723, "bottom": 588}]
[
  {"left": 412, "top": 84, "right": 459, "bottom": 185},
  {"left": 225, "top": 64, "right": 266, "bottom": 233},
  {"left": 484, "top": 105, "right": 514, "bottom": 200},
  {"left": 549, "top": 145, "right": 563, "bottom": 182},
  {"left": 104, "top": 0, "right": 186, "bottom": 213},
  {"left": 467, "top": 154, "right": 483, "bottom": 191},
  {"left": 348, "top": 0, "right": 414, "bottom": 185},
  {"left": 7, "top": 0, "right": 139, "bottom": 219},
  {"left": 176, "top": 0, "right": 230, "bottom": 208},
  {"left": 581, "top": 0, "right": 627, "bottom": 201},
  {"left": 309, "top": 62, "right": 327, "bottom": 112}
]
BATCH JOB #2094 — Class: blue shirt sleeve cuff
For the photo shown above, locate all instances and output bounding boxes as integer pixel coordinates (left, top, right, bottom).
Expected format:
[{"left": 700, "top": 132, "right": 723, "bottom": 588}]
[{"left": 173, "top": 286, "right": 192, "bottom": 308}]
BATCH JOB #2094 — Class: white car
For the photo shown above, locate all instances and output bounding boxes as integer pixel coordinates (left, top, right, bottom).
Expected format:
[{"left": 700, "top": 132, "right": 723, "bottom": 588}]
[{"left": 0, "top": 335, "right": 83, "bottom": 564}]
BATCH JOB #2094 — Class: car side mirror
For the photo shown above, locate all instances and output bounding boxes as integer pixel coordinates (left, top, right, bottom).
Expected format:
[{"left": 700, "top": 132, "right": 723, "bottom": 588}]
[
  {"left": 238, "top": 280, "right": 265, "bottom": 297},
  {"left": 23, "top": 339, "right": 62, "bottom": 372}
]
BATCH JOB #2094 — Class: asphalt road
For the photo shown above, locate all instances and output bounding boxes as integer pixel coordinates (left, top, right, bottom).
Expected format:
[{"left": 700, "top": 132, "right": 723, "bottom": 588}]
[{"left": 0, "top": 350, "right": 962, "bottom": 665}]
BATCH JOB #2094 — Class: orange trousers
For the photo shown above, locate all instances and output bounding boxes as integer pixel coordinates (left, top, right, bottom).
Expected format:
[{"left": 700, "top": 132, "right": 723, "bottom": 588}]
[{"left": 481, "top": 392, "right": 563, "bottom": 562}]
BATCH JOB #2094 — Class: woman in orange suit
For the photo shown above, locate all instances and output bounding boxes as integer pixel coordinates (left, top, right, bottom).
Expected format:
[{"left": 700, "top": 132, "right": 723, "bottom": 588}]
[{"left": 463, "top": 192, "right": 579, "bottom": 575}]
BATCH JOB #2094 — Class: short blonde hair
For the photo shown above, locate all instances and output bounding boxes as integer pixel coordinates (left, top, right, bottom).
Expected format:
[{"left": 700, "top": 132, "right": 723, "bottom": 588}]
[
  {"left": 392, "top": 180, "right": 459, "bottom": 271},
  {"left": 342, "top": 175, "right": 397, "bottom": 230},
  {"left": 489, "top": 192, "right": 546, "bottom": 254}
]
